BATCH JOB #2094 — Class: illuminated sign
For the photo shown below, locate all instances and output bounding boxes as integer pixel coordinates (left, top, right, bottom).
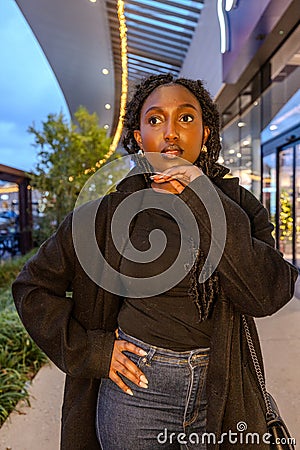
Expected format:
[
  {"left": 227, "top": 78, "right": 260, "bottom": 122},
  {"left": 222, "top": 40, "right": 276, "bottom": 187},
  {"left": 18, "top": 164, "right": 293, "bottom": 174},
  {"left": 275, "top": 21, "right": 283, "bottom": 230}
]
[{"left": 217, "top": 0, "right": 239, "bottom": 53}]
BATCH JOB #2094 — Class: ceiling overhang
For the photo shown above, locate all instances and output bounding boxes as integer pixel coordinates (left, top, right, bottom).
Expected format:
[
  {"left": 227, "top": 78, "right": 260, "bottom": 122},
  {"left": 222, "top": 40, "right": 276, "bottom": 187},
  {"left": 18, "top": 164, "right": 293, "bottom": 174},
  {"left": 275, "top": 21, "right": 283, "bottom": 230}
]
[
  {"left": 15, "top": 0, "right": 115, "bottom": 130},
  {"left": 14, "top": 0, "right": 205, "bottom": 136}
]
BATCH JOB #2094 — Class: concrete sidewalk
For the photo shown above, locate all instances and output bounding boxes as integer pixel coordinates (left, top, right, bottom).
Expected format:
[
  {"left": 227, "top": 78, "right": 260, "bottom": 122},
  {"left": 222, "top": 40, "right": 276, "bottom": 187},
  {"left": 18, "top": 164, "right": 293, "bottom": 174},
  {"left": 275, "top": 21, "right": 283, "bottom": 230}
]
[
  {"left": 1, "top": 292, "right": 299, "bottom": 449},
  {"left": 0, "top": 362, "right": 64, "bottom": 450}
]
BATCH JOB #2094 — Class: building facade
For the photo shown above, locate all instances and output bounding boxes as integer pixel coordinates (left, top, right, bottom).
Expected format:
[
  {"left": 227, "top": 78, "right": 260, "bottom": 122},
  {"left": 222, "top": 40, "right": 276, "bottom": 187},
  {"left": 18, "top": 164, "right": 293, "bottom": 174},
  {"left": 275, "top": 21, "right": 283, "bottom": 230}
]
[{"left": 181, "top": 0, "right": 300, "bottom": 266}]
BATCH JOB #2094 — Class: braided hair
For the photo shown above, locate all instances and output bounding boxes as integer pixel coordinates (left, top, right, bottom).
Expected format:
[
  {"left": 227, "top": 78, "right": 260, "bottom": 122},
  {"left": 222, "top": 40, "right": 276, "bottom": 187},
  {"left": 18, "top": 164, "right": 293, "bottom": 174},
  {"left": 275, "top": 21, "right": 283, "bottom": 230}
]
[
  {"left": 123, "top": 73, "right": 226, "bottom": 178},
  {"left": 122, "top": 74, "right": 224, "bottom": 321}
]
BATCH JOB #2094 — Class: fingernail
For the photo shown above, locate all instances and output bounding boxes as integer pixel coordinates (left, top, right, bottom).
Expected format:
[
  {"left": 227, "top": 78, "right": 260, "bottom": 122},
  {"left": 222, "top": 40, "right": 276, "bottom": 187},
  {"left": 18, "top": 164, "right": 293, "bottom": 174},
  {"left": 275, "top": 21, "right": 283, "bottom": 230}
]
[
  {"left": 139, "top": 381, "right": 148, "bottom": 389},
  {"left": 126, "top": 388, "right": 134, "bottom": 396},
  {"left": 139, "top": 349, "right": 147, "bottom": 356},
  {"left": 140, "top": 375, "right": 148, "bottom": 384}
]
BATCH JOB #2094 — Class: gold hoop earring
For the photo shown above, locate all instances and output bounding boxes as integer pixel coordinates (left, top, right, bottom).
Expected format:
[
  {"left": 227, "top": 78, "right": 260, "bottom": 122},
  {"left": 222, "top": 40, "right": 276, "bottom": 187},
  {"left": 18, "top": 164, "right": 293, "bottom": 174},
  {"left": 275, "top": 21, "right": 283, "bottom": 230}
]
[{"left": 201, "top": 144, "right": 208, "bottom": 153}]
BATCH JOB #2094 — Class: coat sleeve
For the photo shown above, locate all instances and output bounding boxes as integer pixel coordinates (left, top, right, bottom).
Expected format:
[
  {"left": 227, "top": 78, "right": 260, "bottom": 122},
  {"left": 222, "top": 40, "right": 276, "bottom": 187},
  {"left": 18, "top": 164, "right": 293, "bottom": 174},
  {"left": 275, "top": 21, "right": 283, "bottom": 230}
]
[
  {"left": 180, "top": 176, "right": 298, "bottom": 317},
  {"left": 12, "top": 212, "right": 116, "bottom": 379}
]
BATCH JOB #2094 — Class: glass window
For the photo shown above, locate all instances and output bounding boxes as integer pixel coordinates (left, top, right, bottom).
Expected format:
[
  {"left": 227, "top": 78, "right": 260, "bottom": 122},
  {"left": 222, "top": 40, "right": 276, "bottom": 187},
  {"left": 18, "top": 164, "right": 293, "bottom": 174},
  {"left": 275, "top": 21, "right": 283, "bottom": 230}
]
[
  {"left": 221, "top": 95, "right": 261, "bottom": 198},
  {"left": 278, "top": 147, "right": 294, "bottom": 262},
  {"left": 295, "top": 144, "right": 300, "bottom": 267},
  {"left": 261, "top": 25, "right": 300, "bottom": 141},
  {"left": 262, "top": 153, "right": 276, "bottom": 230}
]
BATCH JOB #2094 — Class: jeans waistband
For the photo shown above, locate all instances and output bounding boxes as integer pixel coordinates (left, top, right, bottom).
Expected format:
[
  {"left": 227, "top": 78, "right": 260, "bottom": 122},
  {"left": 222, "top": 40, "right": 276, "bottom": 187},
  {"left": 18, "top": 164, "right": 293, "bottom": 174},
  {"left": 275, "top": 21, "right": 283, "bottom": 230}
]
[{"left": 118, "top": 327, "right": 210, "bottom": 362}]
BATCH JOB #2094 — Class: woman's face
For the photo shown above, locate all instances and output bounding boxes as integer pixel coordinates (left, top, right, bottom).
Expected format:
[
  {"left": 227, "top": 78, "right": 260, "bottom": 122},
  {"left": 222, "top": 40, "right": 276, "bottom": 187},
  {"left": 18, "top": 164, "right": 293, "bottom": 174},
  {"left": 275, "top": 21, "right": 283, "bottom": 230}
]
[{"left": 134, "top": 84, "right": 210, "bottom": 171}]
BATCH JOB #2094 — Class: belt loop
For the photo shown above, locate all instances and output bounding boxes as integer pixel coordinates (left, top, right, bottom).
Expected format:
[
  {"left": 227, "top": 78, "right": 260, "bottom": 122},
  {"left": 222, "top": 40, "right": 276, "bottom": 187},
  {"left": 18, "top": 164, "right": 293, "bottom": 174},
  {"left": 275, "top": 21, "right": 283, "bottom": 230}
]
[{"left": 141, "top": 347, "right": 156, "bottom": 365}]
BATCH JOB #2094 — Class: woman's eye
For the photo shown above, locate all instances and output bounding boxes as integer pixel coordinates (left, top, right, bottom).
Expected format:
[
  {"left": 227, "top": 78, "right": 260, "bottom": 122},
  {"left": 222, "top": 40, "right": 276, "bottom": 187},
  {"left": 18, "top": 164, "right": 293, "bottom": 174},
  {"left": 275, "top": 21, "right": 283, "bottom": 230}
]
[
  {"left": 148, "top": 116, "right": 162, "bottom": 125},
  {"left": 180, "top": 114, "right": 193, "bottom": 123}
]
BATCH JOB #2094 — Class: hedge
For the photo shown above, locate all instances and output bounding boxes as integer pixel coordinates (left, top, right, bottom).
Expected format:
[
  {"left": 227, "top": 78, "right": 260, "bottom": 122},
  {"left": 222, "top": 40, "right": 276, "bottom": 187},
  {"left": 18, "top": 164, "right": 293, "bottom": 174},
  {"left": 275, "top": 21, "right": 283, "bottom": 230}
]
[{"left": 0, "top": 251, "right": 48, "bottom": 426}]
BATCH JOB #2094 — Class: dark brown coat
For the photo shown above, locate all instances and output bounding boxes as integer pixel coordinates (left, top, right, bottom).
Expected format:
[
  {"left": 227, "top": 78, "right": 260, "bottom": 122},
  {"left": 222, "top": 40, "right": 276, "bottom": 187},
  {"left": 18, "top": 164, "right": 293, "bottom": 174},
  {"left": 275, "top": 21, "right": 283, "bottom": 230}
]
[{"left": 12, "top": 173, "right": 298, "bottom": 449}]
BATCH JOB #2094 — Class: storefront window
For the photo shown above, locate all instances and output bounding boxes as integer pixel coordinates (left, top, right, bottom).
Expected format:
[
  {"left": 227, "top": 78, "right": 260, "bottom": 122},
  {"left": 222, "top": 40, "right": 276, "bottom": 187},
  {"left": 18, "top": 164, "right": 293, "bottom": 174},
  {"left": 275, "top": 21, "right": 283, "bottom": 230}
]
[
  {"left": 295, "top": 144, "right": 300, "bottom": 267},
  {"left": 278, "top": 147, "right": 294, "bottom": 262},
  {"left": 262, "top": 153, "right": 276, "bottom": 229},
  {"left": 261, "top": 25, "right": 300, "bottom": 142},
  {"left": 221, "top": 95, "right": 261, "bottom": 198}
]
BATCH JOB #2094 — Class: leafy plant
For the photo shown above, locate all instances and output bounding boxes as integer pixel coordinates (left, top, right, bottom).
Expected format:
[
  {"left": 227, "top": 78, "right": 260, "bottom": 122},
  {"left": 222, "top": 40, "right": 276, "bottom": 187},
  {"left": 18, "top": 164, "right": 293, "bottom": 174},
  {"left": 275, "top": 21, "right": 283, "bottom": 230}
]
[
  {"left": 28, "top": 106, "right": 114, "bottom": 234},
  {"left": 0, "top": 250, "right": 36, "bottom": 289},
  {"left": 0, "top": 368, "right": 31, "bottom": 424},
  {"left": 279, "top": 190, "right": 293, "bottom": 241},
  {"left": 0, "top": 252, "right": 47, "bottom": 427}
]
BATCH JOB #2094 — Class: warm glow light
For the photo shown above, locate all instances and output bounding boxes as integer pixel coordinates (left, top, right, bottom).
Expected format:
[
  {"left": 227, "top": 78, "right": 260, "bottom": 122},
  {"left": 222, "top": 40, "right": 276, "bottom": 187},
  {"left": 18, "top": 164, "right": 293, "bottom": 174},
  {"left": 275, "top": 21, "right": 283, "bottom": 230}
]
[
  {"left": 105, "top": 0, "right": 128, "bottom": 158},
  {"left": 229, "top": 149, "right": 235, "bottom": 154},
  {"left": 77, "top": 0, "right": 128, "bottom": 175},
  {"left": 237, "top": 121, "right": 246, "bottom": 128},
  {"left": 81, "top": 0, "right": 128, "bottom": 175},
  {"left": 237, "top": 152, "right": 242, "bottom": 158},
  {"left": 243, "top": 140, "right": 250, "bottom": 146},
  {"left": 89, "top": 0, "right": 97, "bottom": 3},
  {"left": 0, "top": 186, "right": 19, "bottom": 194}
]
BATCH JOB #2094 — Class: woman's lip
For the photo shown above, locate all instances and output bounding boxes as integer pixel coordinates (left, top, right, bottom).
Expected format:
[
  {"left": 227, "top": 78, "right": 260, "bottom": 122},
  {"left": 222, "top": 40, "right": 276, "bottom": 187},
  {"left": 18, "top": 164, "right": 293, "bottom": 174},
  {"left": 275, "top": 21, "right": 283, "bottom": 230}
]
[
  {"left": 161, "top": 147, "right": 183, "bottom": 157},
  {"left": 161, "top": 150, "right": 182, "bottom": 158}
]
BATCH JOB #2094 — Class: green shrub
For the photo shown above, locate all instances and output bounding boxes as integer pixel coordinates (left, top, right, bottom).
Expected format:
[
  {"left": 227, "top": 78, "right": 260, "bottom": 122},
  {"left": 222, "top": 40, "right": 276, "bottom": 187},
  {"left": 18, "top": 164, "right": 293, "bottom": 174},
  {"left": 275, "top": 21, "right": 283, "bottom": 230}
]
[
  {"left": 0, "top": 368, "right": 31, "bottom": 424},
  {"left": 0, "top": 249, "right": 36, "bottom": 288},
  {"left": 0, "top": 252, "right": 48, "bottom": 426}
]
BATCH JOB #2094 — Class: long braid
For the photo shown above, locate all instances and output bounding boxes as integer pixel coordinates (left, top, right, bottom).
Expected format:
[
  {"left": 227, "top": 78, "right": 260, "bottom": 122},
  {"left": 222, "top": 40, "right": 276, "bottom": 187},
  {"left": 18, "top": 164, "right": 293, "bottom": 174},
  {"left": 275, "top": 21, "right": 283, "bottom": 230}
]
[
  {"left": 132, "top": 153, "right": 154, "bottom": 188},
  {"left": 188, "top": 250, "right": 220, "bottom": 321},
  {"left": 122, "top": 74, "right": 225, "bottom": 321}
]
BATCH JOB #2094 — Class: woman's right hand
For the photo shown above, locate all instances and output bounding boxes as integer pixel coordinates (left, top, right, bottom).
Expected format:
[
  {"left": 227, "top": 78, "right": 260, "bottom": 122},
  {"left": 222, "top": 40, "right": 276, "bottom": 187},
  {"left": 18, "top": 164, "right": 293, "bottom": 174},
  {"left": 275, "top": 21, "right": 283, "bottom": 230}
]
[{"left": 109, "top": 339, "right": 149, "bottom": 395}]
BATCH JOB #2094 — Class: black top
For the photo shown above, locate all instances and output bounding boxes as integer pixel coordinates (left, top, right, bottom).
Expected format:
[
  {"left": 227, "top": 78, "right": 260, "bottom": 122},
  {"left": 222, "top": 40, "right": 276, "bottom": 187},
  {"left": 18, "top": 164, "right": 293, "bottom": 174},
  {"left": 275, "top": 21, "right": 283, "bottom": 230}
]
[{"left": 118, "top": 190, "right": 212, "bottom": 351}]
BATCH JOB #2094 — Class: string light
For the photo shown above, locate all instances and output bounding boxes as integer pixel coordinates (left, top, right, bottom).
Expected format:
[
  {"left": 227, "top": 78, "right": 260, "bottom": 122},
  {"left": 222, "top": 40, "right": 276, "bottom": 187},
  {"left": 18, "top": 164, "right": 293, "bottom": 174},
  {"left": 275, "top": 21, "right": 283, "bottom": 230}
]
[
  {"left": 83, "top": 0, "right": 128, "bottom": 176},
  {"left": 108, "top": 0, "right": 128, "bottom": 157}
]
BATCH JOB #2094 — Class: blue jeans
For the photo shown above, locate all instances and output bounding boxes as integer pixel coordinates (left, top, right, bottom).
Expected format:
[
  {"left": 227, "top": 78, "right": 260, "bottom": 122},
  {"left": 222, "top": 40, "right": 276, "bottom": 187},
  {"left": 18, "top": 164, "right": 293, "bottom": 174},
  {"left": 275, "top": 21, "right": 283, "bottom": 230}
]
[{"left": 96, "top": 328, "right": 209, "bottom": 450}]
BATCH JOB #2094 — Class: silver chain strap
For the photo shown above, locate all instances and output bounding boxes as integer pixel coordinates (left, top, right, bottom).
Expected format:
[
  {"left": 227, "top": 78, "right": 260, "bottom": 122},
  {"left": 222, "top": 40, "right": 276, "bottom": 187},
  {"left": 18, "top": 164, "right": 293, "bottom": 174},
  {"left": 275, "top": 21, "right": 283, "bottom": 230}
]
[{"left": 242, "top": 315, "right": 276, "bottom": 421}]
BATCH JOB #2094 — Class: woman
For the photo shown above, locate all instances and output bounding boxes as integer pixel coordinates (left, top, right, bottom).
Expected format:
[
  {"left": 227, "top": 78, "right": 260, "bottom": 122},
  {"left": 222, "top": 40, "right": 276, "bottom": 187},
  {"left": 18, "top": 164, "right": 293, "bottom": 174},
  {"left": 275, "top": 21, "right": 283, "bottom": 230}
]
[{"left": 12, "top": 74, "right": 298, "bottom": 450}]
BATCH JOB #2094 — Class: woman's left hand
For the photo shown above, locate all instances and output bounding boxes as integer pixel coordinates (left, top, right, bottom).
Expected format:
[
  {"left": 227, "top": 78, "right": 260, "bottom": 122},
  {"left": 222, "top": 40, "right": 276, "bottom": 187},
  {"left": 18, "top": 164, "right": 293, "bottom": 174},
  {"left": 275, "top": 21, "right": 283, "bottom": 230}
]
[{"left": 150, "top": 165, "right": 203, "bottom": 194}]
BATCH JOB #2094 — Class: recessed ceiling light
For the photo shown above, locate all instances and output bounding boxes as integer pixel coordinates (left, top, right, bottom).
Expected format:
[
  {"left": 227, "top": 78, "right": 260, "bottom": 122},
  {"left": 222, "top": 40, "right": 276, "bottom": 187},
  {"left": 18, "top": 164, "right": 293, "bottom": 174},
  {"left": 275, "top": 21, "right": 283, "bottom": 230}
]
[
  {"left": 89, "top": 0, "right": 97, "bottom": 3},
  {"left": 237, "top": 152, "right": 242, "bottom": 158},
  {"left": 105, "top": 103, "right": 111, "bottom": 110},
  {"left": 102, "top": 68, "right": 109, "bottom": 75},
  {"left": 269, "top": 124, "right": 278, "bottom": 131},
  {"left": 237, "top": 121, "right": 246, "bottom": 127},
  {"left": 104, "top": 124, "right": 110, "bottom": 129},
  {"left": 243, "top": 140, "right": 250, "bottom": 146},
  {"left": 229, "top": 149, "right": 235, "bottom": 154}
]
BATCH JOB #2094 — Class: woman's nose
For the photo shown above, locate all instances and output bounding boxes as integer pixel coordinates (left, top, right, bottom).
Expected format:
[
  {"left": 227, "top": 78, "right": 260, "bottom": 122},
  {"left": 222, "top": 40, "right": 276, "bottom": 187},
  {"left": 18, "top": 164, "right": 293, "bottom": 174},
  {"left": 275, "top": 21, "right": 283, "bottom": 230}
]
[{"left": 164, "top": 120, "right": 179, "bottom": 141}]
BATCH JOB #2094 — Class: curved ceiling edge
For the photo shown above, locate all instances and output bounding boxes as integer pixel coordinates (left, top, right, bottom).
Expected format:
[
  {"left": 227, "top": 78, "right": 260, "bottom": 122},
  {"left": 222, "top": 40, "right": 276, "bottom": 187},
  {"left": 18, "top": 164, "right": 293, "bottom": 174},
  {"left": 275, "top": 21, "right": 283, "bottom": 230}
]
[{"left": 15, "top": 0, "right": 115, "bottom": 130}]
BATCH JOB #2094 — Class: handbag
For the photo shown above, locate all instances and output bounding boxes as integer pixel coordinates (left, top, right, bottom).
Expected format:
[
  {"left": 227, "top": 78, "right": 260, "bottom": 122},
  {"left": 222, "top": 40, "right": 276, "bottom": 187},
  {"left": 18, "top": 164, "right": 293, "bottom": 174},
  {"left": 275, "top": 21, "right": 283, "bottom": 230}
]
[{"left": 242, "top": 315, "right": 295, "bottom": 450}]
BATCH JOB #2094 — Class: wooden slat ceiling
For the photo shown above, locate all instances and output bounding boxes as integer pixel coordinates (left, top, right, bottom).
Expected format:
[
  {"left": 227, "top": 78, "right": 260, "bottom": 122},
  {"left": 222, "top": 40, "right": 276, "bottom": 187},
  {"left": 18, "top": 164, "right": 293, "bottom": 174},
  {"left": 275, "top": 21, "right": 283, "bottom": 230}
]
[
  {"left": 107, "top": 0, "right": 203, "bottom": 80},
  {"left": 106, "top": 0, "right": 204, "bottom": 130}
]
